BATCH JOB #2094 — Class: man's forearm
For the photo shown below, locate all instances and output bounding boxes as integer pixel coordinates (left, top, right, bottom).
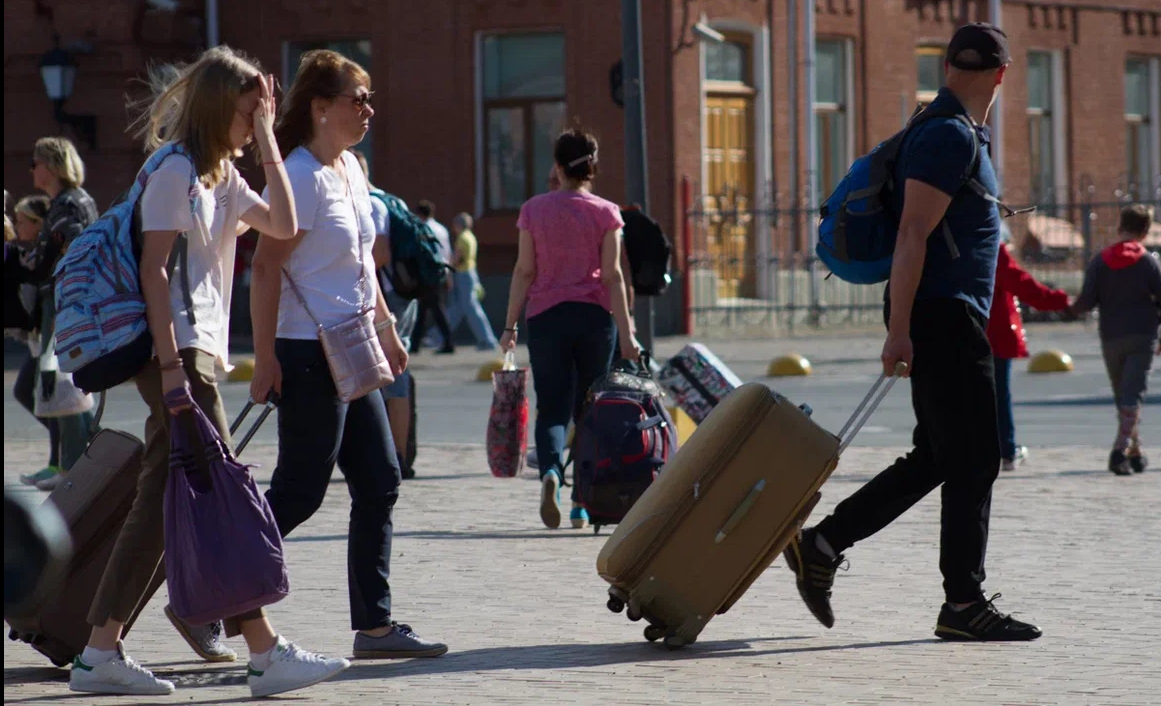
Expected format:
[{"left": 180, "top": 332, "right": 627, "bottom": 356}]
[{"left": 887, "top": 230, "right": 928, "bottom": 334}]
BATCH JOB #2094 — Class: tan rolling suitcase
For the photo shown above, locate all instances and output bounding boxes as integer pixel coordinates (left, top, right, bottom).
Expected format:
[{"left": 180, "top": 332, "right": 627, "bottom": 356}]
[{"left": 596, "top": 367, "right": 903, "bottom": 649}]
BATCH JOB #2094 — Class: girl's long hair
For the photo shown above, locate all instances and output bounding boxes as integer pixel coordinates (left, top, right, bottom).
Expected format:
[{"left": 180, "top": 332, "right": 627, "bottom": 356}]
[{"left": 128, "top": 45, "right": 263, "bottom": 187}]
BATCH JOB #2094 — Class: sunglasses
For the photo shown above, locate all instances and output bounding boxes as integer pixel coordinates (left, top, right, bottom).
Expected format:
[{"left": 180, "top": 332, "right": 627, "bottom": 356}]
[{"left": 341, "top": 92, "right": 374, "bottom": 109}]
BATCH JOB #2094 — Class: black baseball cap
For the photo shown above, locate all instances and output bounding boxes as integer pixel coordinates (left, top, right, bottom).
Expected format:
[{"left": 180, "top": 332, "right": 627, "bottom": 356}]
[{"left": 946, "top": 23, "right": 1011, "bottom": 71}]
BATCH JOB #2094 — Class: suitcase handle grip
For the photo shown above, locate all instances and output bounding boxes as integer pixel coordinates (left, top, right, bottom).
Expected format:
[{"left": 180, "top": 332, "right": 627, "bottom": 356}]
[
  {"left": 229, "top": 394, "right": 280, "bottom": 457},
  {"left": 714, "top": 479, "right": 766, "bottom": 544},
  {"left": 836, "top": 362, "right": 907, "bottom": 455}
]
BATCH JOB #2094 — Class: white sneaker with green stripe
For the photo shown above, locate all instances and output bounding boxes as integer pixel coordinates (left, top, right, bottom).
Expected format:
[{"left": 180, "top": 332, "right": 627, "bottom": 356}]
[
  {"left": 69, "top": 643, "right": 175, "bottom": 695},
  {"left": 247, "top": 638, "right": 349, "bottom": 698},
  {"left": 19, "top": 466, "right": 60, "bottom": 486}
]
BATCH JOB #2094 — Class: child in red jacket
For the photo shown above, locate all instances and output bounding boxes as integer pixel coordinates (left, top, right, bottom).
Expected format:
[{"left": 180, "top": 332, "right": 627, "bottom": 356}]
[{"left": 987, "top": 238, "right": 1071, "bottom": 470}]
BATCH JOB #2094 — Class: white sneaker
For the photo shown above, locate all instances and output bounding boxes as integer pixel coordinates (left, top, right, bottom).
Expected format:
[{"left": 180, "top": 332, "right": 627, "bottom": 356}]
[
  {"left": 1001, "top": 446, "right": 1029, "bottom": 472},
  {"left": 69, "top": 643, "right": 175, "bottom": 695},
  {"left": 36, "top": 471, "right": 65, "bottom": 491},
  {"left": 248, "top": 639, "right": 350, "bottom": 698}
]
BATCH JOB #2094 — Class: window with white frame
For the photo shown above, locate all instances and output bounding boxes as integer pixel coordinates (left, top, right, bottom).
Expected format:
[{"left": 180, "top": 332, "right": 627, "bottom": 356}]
[
  {"left": 1026, "top": 51, "right": 1056, "bottom": 203},
  {"left": 480, "top": 33, "right": 566, "bottom": 212},
  {"left": 1125, "top": 57, "right": 1158, "bottom": 199},
  {"left": 285, "top": 40, "right": 373, "bottom": 176},
  {"left": 815, "top": 39, "right": 852, "bottom": 201},
  {"left": 916, "top": 46, "right": 945, "bottom": 106}
]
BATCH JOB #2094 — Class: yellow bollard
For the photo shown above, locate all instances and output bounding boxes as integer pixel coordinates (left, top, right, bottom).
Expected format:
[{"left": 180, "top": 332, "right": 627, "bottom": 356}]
[
  {"left": 1027, "top": 350, "right": 1073, "bottom": 373},
  {"left": 227, "top": 357, "right": 255, "bottom": 383},
  {"left": 476, "top": 358, "right": 506, "bottom": 382},
  {"left": 767, "top": 354, "right": 812, "bottom": 377},
  {"left": 666, "top": 405, "right": 698, "bottom": 448}
]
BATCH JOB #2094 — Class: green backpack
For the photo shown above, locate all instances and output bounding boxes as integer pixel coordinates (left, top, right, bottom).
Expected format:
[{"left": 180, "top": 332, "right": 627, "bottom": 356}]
[{"left": 369, "top": 188, "right": 451, "bottom": 299}]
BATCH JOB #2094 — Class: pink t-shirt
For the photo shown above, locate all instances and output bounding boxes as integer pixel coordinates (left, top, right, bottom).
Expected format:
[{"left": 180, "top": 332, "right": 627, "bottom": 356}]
[{"left": 517, "top": 189, "right": 625, "bottom": 319}]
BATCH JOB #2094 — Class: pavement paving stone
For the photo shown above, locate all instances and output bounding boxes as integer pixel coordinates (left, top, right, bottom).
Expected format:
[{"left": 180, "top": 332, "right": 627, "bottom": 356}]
[{"left": 4, "top": 440, "right": 1158, "bottom": 705}]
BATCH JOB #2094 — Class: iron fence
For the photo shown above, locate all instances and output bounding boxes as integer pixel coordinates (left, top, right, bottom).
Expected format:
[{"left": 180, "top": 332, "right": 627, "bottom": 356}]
[{"left": 680, "top": 178, "right": 1160, "bottom": 336}]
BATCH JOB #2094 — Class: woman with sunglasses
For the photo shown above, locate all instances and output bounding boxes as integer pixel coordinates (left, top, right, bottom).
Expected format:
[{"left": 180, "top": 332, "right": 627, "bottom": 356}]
[
  {"left": 250, "top": 49, "right": 447, "bottom": 661},
  {"left": 72, "top": 46, "right": 349, "bottom": 699}
]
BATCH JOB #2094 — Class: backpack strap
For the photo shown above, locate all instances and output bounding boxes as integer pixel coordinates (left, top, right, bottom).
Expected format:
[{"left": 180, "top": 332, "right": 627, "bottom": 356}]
[{"left": 137, "top": 144, "right": 200, "bottom": 327}]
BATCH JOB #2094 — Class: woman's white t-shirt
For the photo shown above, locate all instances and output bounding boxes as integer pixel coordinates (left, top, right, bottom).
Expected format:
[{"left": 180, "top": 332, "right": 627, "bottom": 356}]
[
  {"left": 139, "top": 152, "right": 262, "bottom": 369},
  {"left": 270, "top": 147, "right": 377, "bottom": 340}
]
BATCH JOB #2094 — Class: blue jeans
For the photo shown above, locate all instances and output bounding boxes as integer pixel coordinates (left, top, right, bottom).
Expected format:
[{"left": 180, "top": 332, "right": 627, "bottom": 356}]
[
  {"left": 441, "top": 270, "right": 498, "bottom": 349},
  {"left": 381, "top": 289, "right": 412, "bottom": 399},
  {"left": 526, "top": 302, "right": 615, "bottom": 495},
  {"left": 265, "top": 339, "right": 401, "bottom": 630},
  {"left": 993, "top": 356, "right": 1016, "bottom": 459}
]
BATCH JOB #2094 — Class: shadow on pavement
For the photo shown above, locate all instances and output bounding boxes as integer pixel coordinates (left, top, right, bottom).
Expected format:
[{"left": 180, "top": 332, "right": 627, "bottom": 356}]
[
  {"left": 3, "top": 637, "right": 943, "bottom": 701},
  {"left": 1015, "top": 395, "right": 1158, "bottom": 407},
  {"left": 286, "top": 528, "right": 606, "bottom": 544},
  {"left": 331, "top": 636, "right": 937, "bottom": 680}
]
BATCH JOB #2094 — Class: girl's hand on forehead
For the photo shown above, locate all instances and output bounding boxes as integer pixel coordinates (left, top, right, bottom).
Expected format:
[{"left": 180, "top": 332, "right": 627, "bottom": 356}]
[{"left": 253, "top": 73, "right": 277, "bottom": 135}]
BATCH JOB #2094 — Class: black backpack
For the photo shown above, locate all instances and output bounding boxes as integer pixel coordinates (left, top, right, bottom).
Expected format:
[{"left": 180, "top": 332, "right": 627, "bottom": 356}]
[{"left": 620, "top": 206, "right": 672, "bottom": 296}]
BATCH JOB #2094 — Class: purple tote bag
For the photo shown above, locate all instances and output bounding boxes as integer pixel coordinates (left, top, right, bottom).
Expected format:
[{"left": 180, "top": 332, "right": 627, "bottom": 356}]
[{"left": 164, "top": 402, "right": 289, "bottom": 625}]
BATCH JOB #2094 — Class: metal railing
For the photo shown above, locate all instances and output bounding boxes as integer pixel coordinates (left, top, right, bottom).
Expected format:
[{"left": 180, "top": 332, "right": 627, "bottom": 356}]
[{"left": 679, "top": 176, "right": 1160, "bottom": 336}]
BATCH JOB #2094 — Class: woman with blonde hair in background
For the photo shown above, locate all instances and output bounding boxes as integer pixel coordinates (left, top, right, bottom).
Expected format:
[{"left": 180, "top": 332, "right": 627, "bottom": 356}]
[
  {"left": 71, "top": 45, "right": 348, "bottom": 698},
  {"left": 23, "top": 137, "right": 101, "bottom": 489},
  {"left": 249, "top": 49, "right": 446, "bottom": 660}
]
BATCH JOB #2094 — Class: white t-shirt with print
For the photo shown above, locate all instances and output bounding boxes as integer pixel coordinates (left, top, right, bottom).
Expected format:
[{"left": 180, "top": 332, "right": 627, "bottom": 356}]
[
  {"left": 369, "top": 192, "right": 393, "bottom": 294},
  {"left": 139, "top": 152, "right": 262, "bottom": 369},
  {"left": 270, "top": 147, "right": 377, "bottom": 340}
]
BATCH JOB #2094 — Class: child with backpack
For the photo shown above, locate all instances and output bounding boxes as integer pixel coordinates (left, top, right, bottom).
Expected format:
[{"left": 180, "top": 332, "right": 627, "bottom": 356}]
[
  {"left": 67, "top": 46, "right": 348, "bottom": 698},
  {"left": 1070, "top": 204, "right": 1161, "bottom": 475},
  {"left": 500, "top": 128, "right": 642, "bottom": 530}
]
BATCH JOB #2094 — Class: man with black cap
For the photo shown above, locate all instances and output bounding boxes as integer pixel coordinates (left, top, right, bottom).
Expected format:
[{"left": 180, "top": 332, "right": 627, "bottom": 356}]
[{"left": 783, "top": 23, "right": 1042, "bottom": 641}]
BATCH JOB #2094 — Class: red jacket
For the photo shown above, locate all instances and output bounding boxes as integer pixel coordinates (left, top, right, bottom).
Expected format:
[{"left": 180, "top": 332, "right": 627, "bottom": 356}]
[{"left": 987, "top": 244, "right": 1071, "bottom": 359}]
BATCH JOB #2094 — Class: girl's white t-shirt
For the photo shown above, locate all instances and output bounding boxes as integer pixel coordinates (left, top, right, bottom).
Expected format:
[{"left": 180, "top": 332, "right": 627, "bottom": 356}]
[
  {"left": 139, "top": 153, "right": 262, "bottom": 370},
  {"left": 268, "top": 147, "right": 377, "bottom": 339}
]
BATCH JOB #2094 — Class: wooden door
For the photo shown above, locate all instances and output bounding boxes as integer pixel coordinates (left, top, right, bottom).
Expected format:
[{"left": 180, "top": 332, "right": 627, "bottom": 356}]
[{"left": 703, "top": 93, "right": 755, "bottom": 300}]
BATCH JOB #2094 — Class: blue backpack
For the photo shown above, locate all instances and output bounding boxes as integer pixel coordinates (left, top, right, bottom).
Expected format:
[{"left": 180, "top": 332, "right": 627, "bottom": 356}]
[
  {"left": 53, "top": 143, "right": 198, "bottom": 393},
  {"left": 368, "top": 188, "right": 451, "bottom": 300},
  {"left": 816, "top": 107, "right": 1004, "bottom": 284}
]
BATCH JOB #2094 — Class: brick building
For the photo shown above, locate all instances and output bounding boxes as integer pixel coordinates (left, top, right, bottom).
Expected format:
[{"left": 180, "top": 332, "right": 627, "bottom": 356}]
[{"left": 5, "top": 0, "right": 1159, "bottom": 334}]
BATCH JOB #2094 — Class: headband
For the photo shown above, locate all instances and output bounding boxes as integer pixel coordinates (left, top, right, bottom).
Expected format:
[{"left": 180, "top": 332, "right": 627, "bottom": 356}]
[{"left": 567, "top": 148, "right": 598, "bottom": 168}]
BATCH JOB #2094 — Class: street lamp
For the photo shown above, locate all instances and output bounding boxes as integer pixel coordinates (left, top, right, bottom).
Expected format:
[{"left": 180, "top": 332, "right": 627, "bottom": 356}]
[{"left": 39, "top": 35, "right": 96, "bottom": 150}]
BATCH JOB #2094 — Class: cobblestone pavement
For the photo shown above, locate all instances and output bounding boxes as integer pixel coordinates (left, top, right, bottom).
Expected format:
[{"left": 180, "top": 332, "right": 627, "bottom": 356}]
[{"left": 5, "top": 439, "right": 1158, "bottom": 705}]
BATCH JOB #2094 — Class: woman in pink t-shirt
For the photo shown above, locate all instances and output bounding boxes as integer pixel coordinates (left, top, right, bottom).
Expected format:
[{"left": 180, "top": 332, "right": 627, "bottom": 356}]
[{"left": 500, "top": 128, "right": 641, "bottom": 530}]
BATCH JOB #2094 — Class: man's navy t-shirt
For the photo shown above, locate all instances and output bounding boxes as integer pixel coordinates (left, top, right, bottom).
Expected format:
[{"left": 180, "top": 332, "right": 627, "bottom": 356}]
[{"left": 891, "top": 88, "right": 1002, "bottom": 317}]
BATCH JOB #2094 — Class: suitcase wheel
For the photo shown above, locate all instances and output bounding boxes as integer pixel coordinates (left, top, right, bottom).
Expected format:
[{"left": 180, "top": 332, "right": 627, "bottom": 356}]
[
  {"left": 663, "top": 635, "right": 687, "bottom": 650},
  {"left": 626, "top": 605, "right": 643, "bottom": 622},
  {"left": 606, "top": 597, "right": 626, "bottom": 614},
  {"left": 643, "top": 625, "right": 665, "bottom": 642}
]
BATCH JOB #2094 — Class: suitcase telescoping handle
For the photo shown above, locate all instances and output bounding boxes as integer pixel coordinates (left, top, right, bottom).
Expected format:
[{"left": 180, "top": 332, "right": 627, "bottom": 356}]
[
  {"left": 229, "top": 392, "right": 280, "bottom": 456},
  {"left": 836, "top": 361, "right": 908, "bottom": 455}
]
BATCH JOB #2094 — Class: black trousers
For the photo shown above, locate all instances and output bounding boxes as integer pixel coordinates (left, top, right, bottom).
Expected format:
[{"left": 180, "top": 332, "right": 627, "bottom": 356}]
[
  {"left": 265, "top": 339, "right": 401, "bottom": 630},
  {"left": 411, "top": 289, "right": 453, "bottom": 353},
  {"left": 816, "top": 298, "right": 1001, "bottom": 604},
  {"left": 13, "top": 354, "right": 61, "bottom": 468}
]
